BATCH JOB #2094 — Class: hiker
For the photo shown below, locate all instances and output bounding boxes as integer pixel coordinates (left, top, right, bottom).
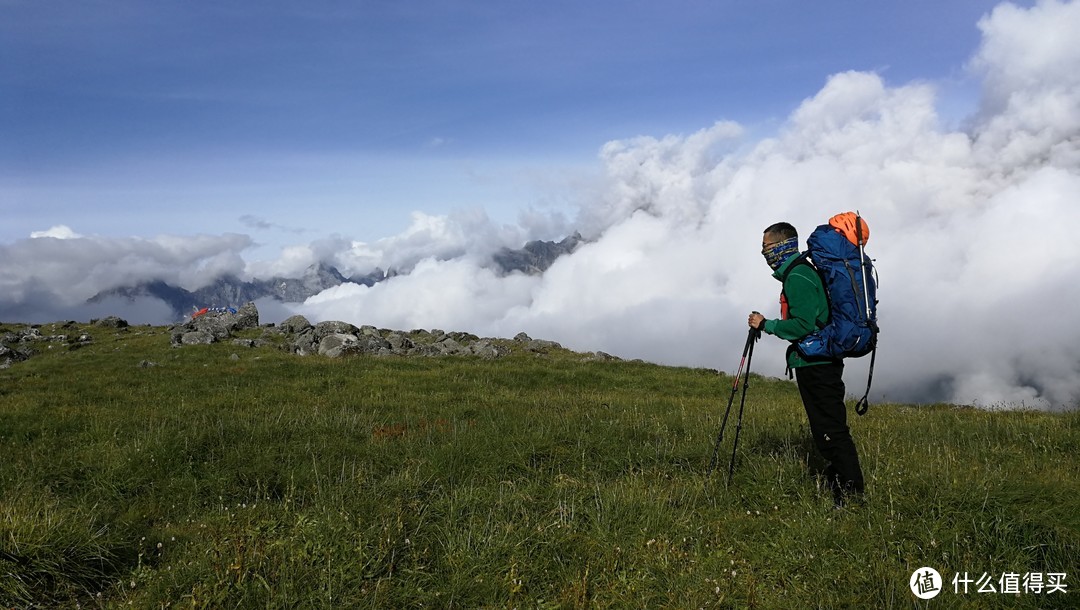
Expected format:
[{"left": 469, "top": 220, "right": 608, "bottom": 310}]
[{"left": 749, "top": 222, "right": 865, "bottom": 508}]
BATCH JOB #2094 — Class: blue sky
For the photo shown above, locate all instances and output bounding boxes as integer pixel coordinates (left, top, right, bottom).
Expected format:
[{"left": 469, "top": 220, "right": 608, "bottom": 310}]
[{"left": 3, "top": 0, "right": 1006, "bottom": 251}]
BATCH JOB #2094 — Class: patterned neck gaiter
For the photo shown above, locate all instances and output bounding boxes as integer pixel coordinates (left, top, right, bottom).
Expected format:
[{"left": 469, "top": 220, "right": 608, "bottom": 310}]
[{"left": 763, "top": 236, "right": 799, "bottom": 270}]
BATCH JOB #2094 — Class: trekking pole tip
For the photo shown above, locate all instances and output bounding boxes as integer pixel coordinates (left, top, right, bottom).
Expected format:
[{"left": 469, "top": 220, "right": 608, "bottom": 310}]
[{"left": 855, "top": 396, "right": 869, "bottom": 416}]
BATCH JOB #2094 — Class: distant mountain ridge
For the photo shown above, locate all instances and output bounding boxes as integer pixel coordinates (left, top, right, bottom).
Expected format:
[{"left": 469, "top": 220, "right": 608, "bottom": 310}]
[{"left": 89, "top": 233, "right": 584, "bottom": 320}]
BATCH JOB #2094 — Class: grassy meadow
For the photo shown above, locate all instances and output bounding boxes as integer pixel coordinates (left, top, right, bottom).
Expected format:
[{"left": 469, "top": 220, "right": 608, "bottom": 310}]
[{"left": 1, "top": 321, "right": 1077, "bottom": 608}]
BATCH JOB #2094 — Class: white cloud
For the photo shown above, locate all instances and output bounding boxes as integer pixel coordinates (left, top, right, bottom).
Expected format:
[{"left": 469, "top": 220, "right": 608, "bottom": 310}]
[
  {"left": 969, "top": 0, "right": 1080, "bottom": 172},
  {"left": 29, "top": 225, "right": 82, "bottom": 239},
  {"left": 302, "top": 257, "right": 538, "bottom": 333}
]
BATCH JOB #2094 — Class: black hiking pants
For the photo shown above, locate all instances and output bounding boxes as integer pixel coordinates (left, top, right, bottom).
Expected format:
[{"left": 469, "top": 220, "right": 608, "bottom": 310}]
[{"left": 794, "top": 361, "right": 865, "bottom": 503}]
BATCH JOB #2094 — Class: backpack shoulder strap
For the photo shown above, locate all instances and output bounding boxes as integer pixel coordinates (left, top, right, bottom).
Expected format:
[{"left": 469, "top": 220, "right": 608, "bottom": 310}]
[
  {"left": 780, "top": 252, "right": 828, "bottom": 329},
  {"left": 779, "top": 252, "right": 812, "bottom": 283}
]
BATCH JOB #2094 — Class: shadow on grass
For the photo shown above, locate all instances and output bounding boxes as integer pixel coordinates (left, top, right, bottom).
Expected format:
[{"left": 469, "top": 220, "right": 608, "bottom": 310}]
[
  {"left": 748, "top": 429, "right": 828, "bottom": 479},
  {"left": 1, "top": 523, "right": 154, "bottom": 607}
]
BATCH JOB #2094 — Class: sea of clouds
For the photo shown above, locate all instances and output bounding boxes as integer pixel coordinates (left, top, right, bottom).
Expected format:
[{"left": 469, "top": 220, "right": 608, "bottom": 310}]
[{"left": 3, "top": 0, "right": 1079, "bottom": 409}]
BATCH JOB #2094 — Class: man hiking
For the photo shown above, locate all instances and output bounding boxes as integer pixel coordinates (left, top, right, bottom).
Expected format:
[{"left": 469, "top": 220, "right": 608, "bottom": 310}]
[{"left": 748, "top": 222, "right": 865, "bottom": 508}]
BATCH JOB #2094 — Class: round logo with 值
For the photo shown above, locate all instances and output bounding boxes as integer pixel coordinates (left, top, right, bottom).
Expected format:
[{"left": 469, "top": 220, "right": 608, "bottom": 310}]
[{"left": 910, "top": 567, "right": 943, "bottom": 600}]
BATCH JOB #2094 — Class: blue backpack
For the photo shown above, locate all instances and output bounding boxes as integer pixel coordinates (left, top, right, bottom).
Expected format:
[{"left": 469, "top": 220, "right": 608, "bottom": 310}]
[{"left": 782, "top": 213, "right": 878, "bottom": 413}]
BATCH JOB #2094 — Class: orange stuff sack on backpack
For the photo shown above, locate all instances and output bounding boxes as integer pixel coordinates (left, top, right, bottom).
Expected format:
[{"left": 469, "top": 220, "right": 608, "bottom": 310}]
[{"left": 829, "top": 212, "right": 870, "bottom": 246}]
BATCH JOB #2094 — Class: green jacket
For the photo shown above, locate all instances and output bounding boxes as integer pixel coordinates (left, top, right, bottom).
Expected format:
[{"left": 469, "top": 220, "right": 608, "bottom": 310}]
[{"left": 761, "top": 255, "right": 831, "bottom": 369}]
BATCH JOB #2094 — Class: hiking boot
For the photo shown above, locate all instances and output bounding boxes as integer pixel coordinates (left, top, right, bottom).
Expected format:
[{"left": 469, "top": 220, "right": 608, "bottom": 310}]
[{"left": 832, "top": 486, "right": 866, "bottom": 509}]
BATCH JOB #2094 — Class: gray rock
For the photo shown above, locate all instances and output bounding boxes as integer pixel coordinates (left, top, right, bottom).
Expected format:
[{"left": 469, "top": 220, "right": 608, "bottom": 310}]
[
  {"left": 190, "top": 317, "right": 231, "bottom": 341},
  {"left": 526, "top": 339, "right": 562, "bottom": 352},
  {"left": 279, "top": 314, "right": 312, "bottom": 334},
  {"left": 232, "top": 302, "right": 260, "bottom": 330},
  {"left": 470, "top": 339, "right": 507, "bottom": 360},
  {"left": 93, "top": 316, "right": 129, "bottom": 329},
  {"left": 437, "top": 337, "right": 465, "bottom": 355},
  {"left": 313, "top": 320, "right": 360, "bottom": 341},
  {"left": 181, "top": 330, "right": 215, "bottom": 345},
  {"left": 19, "top": 328, "right": 42, "bottom": 342},
  {"left": 385, "top": 332, "right": 414, "bottom": 352},
  {"left": 290, "top": 328, "right": 318, "bottom": 355},
  {"left": 407, "top": 344, "right": 444, "bottom": 357},
  {"left": 318, "top": 333, "right": 359, "bottom": 358}
]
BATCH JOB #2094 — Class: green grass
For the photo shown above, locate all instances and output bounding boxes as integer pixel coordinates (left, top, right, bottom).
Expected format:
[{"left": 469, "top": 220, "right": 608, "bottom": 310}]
[{"left": 1, "top": 321, "right": 1078, "bottom": 608}]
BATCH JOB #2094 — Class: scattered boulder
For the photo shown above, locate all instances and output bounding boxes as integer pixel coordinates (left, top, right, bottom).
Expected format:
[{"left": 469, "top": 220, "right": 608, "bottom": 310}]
[
  {"left": 279, "top": 315, "right": 312, "bottom": 334},
  {"left": 180, "top": 330, "right": 215, "bottom": 345},
  {"left": 0, "top": 325, "right": 94, "bottom": 366},
  {"left": 0, "top": 344, "right": 24, "bottom": 369},
  {"left": 234, "top": 302, "right": 259, "bottom": 330},
  {"left": 526, "top": 338, "right": 562, "bottom": 352},
  {"left": 93, "top": 316, "right": 129, "bottom": 329},
  {"left": 170, "top": 301, "right": 261, "bottom": 346},
  {"left": 0, "top": 303, "right": 575, "bottom": 368},
  {"left": 583, "top": 351, "right": 621, "bottom": 362},
  {"left": 437, "top": 337, "right": 465, "bottom": 355},
  {"left": 385, "top": 332, "right": 413, "bottom": 352},
  {"left": 471, "top": 339, "right": 509, "bottom": 360},
  {"left": 290, "top": 328, "right": 319, "bottom": 356},
  {"left": 313, "top": 320, "right": 359, "bottom": 341},
  {"left": 318, "top": 333, "right": 359, "bottom": 358}
]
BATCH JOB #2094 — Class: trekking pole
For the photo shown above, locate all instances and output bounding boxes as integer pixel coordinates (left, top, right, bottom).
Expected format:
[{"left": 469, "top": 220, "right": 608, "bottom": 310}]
[
  {"left": 855, "top": 347, "right": 876, "bottom": 415},
  {"left": 707, "top": 318, "right": 760, "bottom": 477},
  {"left": 855, "top": 210, "right": 876, "bottom": 416},
  {"left": 726, "top": 323, "right": 760, "bottom": 486},
  {"left": 855, "top": 210, "right": 871, "bottom": 320}
]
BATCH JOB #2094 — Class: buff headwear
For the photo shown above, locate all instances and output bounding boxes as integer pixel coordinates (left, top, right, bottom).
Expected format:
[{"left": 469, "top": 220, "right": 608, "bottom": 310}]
[{"left": 763, "top": 236, "right": 799, "bottom": 270}]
